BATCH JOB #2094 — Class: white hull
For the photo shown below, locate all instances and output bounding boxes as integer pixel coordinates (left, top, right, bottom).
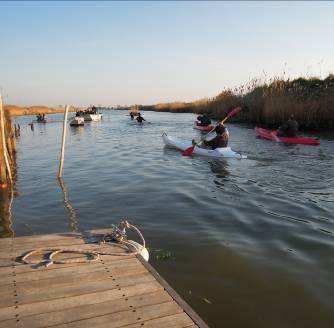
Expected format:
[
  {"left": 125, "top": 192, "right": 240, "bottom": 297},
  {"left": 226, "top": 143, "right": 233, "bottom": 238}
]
[
  {"left": 162, "top": 133, "right": 246, "bottom": 159},
  {"left": 83, "top": 114, "right": 102, "bottom": 122},
  {"left": 70, "top": 117, "right": 84, "bottom": 126}
]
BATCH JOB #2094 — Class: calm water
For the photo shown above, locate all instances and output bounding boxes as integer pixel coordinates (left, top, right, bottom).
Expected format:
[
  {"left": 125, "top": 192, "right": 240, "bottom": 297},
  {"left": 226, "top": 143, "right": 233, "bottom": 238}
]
[{"left": 2, "top": 110, "right": 334, "bottom": 327}]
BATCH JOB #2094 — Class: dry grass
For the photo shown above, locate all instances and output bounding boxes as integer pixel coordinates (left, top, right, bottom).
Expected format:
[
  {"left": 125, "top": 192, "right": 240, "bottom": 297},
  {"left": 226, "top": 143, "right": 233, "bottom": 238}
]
[
  {"left": 5, "top": 105, "right": 76, "bottom": 117},
  {"left": 135, "top": 74, "right": 334, "bottom": 130}
]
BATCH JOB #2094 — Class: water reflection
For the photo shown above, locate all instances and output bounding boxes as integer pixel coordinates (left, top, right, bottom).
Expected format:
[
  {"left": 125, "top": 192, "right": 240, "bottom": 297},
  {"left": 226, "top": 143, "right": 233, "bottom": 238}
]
[
  {"left": 69, "top": 125, "right": 85, "bottom": 136},
  {"left": 57, "top": 177, "right": 80, "bottom": 232},
  {"left": 209, "top": 159, "right": 230, "bottom": 179}
]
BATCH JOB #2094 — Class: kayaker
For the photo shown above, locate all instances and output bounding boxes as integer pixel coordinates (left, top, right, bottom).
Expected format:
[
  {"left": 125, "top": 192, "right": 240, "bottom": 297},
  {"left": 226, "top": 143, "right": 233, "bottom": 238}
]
[
  {"left": 203, "top": 124, "right": 229, "bottom": 149},
  {"left": 136, "top": 112, "right": 146, "bottom": 123},
  {"left": 278, "top": 115, "right": 299, "bottom": 137}
]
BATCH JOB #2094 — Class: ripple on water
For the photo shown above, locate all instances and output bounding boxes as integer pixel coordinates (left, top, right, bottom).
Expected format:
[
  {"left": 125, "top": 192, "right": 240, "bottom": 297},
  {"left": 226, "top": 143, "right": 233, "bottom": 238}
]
[{"left": 6, "top": 111, "right": 334, "bottom": 327}]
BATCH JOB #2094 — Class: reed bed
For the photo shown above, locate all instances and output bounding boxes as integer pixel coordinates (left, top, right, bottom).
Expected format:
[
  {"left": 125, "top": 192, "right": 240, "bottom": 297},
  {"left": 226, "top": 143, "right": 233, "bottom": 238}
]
[{"left": 136, "top": 74, "right": 334, "bottom": 130}]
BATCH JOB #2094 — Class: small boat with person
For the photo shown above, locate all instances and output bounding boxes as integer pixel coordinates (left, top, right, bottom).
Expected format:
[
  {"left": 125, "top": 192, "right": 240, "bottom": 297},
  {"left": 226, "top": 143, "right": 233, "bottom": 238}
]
[
  {"left": 70, "top": 117, "right": 84, "bottom": 126},
  {"left": 255, "top": 127, "right": 320, "bottom": 145},
  {"left": 76, "top": 106, "right": 102, "bottom": 122},
  {"left": 162, "top": 133, "right": 246, "bottom": 159}
]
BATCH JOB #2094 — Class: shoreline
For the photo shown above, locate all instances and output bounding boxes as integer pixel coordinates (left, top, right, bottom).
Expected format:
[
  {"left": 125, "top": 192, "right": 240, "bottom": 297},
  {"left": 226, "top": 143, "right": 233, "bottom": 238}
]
[
  {"left": 116, "top": 75, "right": 334, "bottom": 131},
  {"left": 5, "top": 105, "right": 77, "bottom": 117}
]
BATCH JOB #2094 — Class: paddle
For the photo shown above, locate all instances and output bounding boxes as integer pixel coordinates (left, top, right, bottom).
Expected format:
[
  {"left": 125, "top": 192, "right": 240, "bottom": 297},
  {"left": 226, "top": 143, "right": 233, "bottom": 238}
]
[
  {"left": 271, "top": 130, "right": 280, "bottom": 142},
  {"left": 182, "top": 107, "right": 242, "bottom": 156}
]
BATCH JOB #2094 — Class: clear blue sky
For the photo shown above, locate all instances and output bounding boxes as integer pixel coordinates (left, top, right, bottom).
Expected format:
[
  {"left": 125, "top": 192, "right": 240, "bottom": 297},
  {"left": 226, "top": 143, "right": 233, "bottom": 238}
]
[{"left": 1, "top": 1, "right": 333, "bottom": 106}]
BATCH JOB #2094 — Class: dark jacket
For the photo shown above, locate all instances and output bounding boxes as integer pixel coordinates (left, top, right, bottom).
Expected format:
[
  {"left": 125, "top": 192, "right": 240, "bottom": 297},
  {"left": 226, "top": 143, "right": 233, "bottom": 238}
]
[
  {"left": 204, "top": 126, "right": 229, "bottom": 149},
  {"left": 278, "top": 119, "right": 298, "bottom": 137}
]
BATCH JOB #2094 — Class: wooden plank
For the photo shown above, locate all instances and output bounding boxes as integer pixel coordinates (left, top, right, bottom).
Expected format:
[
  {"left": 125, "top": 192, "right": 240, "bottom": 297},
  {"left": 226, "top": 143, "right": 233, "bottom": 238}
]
[
  {"left": 0, "top": 281, "right": 162, "bottom": 322},
  {"left": 0, "top": 231, "right": 208, "bottom": 328},
  {"left": 0, "top": 257, "right": 140, "bottom": 286},
  {"left": 123, "top": 313, "right": 195, "bottom": 328},
  {"left": 0, "top": 242, "right": 128, "bottom": 263},
  {"left": 0, "top": 272, "right": 154, "bottom": 308},
  {"left": 0, "top": 232, "right": 82, "bottom": 244},
  {"left": 2, "top": 291, "right": 172, "bottom": 328},
  {"left": 0, "top": 253, "right": 135, "bottom": 280},
  {"left": 0, "top": 234, "right": 82, "bottom": 250},
  {"left": 137, "top": 256, "right": 210, "bottom": 328},
  {"left": 0, "top": 253, "right": 135, "bottom": 276},
  {"left": 0, "top": 261, "right": 146, "bottom": 293},
  {"left": 0, "top": 259, "right": 15, "bottom": 267},
  {"left": 51, "top": 301, "right": 182, "bottom": 328}
]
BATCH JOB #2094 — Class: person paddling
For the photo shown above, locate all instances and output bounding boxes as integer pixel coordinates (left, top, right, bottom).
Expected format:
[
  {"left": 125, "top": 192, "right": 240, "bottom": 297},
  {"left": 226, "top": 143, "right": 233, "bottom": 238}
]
[
  {"left": 277, "top": 115, "right": 298, "bottom": 137},
  {"left": 183, "top": 107, "right": 241, "bottom": 156},
  {"left": 203, "top": 124, "right": 229, "bottom": 149},
  {"left": 136, "top": 112, "right": 146, "bottom": 124}
]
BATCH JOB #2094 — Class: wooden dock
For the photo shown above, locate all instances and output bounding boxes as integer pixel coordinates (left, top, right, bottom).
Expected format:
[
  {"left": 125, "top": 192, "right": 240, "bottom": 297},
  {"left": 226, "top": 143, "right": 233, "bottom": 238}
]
[{"left": 0, "top": 229, "right": 209, "bottom": 328}]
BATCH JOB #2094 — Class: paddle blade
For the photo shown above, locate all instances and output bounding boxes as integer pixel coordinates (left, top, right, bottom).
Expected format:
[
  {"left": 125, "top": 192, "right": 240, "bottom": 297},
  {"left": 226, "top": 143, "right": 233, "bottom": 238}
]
[
  {"left": 182, "top": 146, "right": 195, "bottom": 156},
  {"left": 227, "top": 106, "right": 242, "bottom": 119}
]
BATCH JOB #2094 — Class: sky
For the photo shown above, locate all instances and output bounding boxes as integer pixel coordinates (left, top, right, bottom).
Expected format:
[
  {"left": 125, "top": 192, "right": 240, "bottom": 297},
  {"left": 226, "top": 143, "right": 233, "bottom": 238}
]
[{"left": 0, "top": 1, "right": 334, "bottom": 106}]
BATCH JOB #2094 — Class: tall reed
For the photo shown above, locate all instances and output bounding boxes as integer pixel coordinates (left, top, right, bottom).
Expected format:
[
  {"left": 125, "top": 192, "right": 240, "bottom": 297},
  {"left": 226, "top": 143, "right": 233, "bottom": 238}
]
[{"left": 135, "top": 74, "right": 334, "bottom": 130}]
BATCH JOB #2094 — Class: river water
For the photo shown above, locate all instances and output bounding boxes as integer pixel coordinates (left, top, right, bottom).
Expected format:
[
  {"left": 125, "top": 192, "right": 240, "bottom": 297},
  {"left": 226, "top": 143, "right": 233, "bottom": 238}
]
[{"left": 2, "top": 110, "right": 334, "bottom": 327}]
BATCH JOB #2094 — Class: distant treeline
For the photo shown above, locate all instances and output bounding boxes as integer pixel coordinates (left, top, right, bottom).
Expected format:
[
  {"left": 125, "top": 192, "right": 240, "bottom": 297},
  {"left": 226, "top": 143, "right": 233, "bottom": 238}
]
[{"left": 121, "top": 75, "right": 334, "bottom": 130}]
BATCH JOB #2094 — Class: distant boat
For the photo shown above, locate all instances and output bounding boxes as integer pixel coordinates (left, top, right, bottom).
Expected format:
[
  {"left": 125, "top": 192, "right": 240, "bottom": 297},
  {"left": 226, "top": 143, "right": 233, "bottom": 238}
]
[
  {"left": 70, "top": 117, "right": 84, "bottom": 126},
  {"left": 82, "top": 113, "right": 102, "bottom": 122},
  {"left": 75, "top": 107, "right": 103, "bottom": 122}
]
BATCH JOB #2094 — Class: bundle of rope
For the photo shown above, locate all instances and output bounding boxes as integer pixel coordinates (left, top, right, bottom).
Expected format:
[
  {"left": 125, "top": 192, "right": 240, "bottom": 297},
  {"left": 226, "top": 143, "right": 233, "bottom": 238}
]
[{"left": 21, "top": 220, "right": 148, "bottom": 267}]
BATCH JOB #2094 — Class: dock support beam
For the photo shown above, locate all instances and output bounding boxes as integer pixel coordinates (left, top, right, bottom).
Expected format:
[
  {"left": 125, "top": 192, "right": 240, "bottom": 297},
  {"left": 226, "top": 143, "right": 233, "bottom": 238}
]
[{"left": 0, "top": 94, "right": 12, "bottom": 187}]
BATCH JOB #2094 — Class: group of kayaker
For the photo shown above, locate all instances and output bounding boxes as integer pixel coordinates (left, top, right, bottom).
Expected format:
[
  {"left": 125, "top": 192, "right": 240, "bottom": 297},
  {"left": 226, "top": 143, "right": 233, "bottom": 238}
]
[
  {"left": 206, "top": 116, "right": 299, "bottom": 149},
  {"left": 128, "top": 107, "right": 301, "bottom": 151},
  {"left": 196, "top": 114, "right": 300, "bottom": 150}
]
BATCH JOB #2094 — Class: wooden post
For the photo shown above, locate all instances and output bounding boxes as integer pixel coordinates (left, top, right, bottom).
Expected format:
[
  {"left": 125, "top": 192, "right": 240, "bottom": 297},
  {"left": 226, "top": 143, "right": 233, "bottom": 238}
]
[
  {"left": 0, "top": 94, "right": 12, "bottom": 186},
  {"left": 58, "top": 105, "right": 69, "bottom": 178}
]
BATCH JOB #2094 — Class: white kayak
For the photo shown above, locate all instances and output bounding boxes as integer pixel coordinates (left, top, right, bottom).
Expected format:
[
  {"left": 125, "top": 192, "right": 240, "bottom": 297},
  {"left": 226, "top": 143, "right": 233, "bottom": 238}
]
[{"left": 162, "top": 133, "right": 247, "bottom": 159}]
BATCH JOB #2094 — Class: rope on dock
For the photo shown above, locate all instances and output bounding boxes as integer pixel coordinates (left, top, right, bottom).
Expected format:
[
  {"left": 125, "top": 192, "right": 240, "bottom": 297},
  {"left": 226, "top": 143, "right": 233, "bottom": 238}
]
[{"left": 21, "top": 220, "right": 147, "bottom": 267}]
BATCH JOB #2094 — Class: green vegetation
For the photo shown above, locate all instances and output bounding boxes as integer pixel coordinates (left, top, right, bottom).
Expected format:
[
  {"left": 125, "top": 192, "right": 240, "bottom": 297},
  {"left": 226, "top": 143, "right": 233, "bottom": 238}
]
[{"left": 133, "top": 75, "right": 334, "bottom": 130}]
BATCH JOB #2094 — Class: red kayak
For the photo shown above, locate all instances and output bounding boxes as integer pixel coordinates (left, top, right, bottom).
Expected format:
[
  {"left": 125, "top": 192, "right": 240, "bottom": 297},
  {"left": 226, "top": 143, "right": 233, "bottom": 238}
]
[
  {"left": 255, "top": 127, "right": 320, "bottom": 146},
  {"left": 194, "top": 121, "right": 214, "bottom": 132}
]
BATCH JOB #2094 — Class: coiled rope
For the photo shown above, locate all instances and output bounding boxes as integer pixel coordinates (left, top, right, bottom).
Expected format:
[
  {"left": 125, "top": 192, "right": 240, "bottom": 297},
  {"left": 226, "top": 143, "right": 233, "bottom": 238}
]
[{"left": 21, "top": 220, "right": 146, "bottom": 267}]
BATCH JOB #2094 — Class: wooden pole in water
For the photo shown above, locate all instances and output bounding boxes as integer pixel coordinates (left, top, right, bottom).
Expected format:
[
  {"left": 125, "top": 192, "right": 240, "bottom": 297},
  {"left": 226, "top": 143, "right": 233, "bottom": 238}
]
[
  {"left": 0, "top": 94, "right": 12, "bottom": 186},
  {"left": 58, "top": 105, "right": 69, "bottom": 178}
]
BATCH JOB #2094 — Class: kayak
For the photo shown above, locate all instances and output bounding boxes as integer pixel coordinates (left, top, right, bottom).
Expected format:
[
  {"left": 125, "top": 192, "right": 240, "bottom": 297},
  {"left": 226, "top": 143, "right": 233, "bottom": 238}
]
[
  {"left": 194, "top": 121, "right": 214, "bottom": 132},
  {"left": 255, "top": 127, "right": 320, "bottom": 146},
  {"left": 162, "top": 133, "right": 247, "bottom": 159}
]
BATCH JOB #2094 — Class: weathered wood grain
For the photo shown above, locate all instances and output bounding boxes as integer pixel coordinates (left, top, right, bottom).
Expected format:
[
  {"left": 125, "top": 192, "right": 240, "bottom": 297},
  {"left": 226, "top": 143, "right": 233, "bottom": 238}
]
[{"left": 0, "top": 230, "right": 209, "bottom": 328}]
